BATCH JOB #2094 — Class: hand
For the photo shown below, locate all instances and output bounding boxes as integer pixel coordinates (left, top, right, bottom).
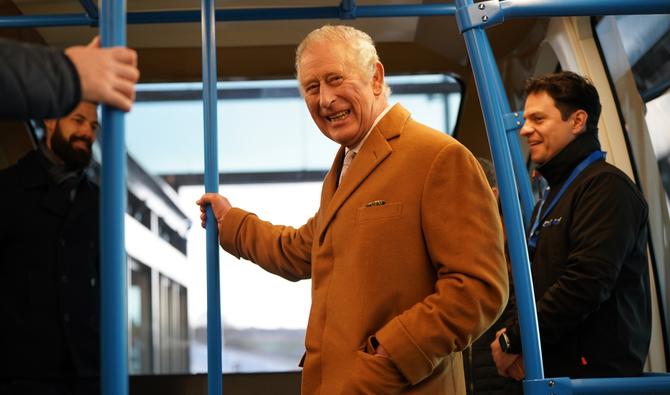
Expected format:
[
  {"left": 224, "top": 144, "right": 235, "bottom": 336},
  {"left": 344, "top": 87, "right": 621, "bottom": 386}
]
[
  {"left": 490, "top": 328, "right": 521, "bottom": 378},
  {"left": 65, "top": 36, "right": 139, "bottom": 111},
  {"left": 506, "top": 355, "right": 525, "bottom": 381},
  {"left": 196, "top": 193, "right": 232, "bottom": 228}
]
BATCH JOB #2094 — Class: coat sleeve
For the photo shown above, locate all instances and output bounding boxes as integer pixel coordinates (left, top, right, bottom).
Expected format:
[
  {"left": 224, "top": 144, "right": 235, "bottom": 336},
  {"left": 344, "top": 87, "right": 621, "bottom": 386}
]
[
  {"left": 376, "top": 141, "right": 509, "bottom": 385},
  {"left": 0, "top": 39, "right": 81, "bottom": 120},
  {"left": 507, "top": 172, "right": 648, "bottom": 349},
  {"left": 218, "top": 207, "right": 314, "bottom": 281}
]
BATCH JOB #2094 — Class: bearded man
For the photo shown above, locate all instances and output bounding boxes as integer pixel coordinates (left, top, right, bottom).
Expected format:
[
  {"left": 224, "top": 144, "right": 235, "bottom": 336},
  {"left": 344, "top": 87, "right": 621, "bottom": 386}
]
[{"left": 0, "top": 101, "right": 102, "bottom": 395}]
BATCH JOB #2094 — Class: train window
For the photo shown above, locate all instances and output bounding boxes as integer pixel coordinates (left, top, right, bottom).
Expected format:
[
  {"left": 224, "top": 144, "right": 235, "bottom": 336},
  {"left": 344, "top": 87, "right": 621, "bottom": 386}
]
[
  {"left": 124, "top": 74, "right": 462, "bottom": 374},
  {"left": 180, "top": 182, "right": 317, "bottom": 373},
  {"left": 129, "top": 258, "right": 154, "bottom": 374},
  {"left": 595, "top": 15, "right": 670, "bottom": 203},
  {"left": 126, "top": 74, "right": 461, "bottom": 176}
]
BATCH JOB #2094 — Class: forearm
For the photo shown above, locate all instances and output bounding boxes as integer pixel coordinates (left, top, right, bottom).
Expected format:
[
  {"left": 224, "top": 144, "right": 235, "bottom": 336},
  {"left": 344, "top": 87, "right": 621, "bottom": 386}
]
[
  {"left": 219, "top": 207, "right": 313, "bottom": 281},
  {"left": 0, "top": 39, "right": 80, "bottom": 120}
]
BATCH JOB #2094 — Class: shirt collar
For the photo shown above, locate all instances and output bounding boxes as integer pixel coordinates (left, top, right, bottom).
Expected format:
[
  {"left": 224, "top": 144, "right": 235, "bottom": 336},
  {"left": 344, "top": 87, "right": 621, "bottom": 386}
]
[{"left": 345, "top": 104, "right": 394, "bottom": 155}]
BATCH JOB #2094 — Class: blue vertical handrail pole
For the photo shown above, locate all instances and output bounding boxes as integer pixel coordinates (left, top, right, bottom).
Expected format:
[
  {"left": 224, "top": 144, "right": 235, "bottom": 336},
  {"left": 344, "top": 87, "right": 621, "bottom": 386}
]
[
  {"left": 502, "top": 116, "right": 534, "bottom": 228},
  {"left": 99, "top": 1, "right": 128, "bottom": 395},
  {"left": 201, "top": 0, "right": 222, "bottom": 394},
  {"left": 455, "top": 0, "right": 544, "bottom": 382}
]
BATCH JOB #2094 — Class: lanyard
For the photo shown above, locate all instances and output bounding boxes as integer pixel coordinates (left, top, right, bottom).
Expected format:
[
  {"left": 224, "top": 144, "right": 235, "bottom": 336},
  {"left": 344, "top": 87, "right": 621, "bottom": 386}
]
[{"left": 528, "top": 150, "right": 605, "bottom": 249}]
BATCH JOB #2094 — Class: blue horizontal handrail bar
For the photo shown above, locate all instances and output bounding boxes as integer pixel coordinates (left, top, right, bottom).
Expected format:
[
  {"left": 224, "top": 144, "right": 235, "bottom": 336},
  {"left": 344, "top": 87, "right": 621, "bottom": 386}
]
[
  {"left": 0, "top": 4, "right": 455, "bottom": 28},
  {"left": 0, "top": 14, "right": 95, "bottom": 28},
  {"left": 570, "top": 376, "right": 670, "bottom": 395},
  {"left": 500, "top": 0, "right": 670, "bottom": 18},
  {"left": 4, "top": 0, "right": 670, "bottom": 29}
]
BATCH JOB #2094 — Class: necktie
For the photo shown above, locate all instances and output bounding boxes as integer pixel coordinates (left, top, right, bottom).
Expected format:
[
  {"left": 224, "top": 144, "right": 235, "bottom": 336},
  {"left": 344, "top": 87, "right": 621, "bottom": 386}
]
[{"left": 339, "top": 150, "right": 356, "bottom": 185}]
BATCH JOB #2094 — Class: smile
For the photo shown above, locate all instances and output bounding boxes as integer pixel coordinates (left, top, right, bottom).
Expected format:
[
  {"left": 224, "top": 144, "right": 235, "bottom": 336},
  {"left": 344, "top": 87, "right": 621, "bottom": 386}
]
[{"left": 326, "top": 110, "right": 350, "bottom": 122}]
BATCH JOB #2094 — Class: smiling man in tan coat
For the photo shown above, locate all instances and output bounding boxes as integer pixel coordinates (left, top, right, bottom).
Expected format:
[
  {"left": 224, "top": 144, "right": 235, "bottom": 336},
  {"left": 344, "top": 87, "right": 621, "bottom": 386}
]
[{"left": 197, "top": 25, "right": 508, "bottom": 395}]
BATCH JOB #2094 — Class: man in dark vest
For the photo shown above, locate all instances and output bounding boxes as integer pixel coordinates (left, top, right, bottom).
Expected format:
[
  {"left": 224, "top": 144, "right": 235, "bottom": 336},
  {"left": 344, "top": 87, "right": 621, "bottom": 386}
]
[{"left": 0, "top": 101, "right": 101, "bottom": 395}]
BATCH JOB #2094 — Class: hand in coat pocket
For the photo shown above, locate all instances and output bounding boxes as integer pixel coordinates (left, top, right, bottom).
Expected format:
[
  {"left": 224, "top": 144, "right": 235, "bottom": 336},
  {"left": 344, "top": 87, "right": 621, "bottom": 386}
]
[{"left": 340, "top": 349, "right": 408, "bottom": 394}]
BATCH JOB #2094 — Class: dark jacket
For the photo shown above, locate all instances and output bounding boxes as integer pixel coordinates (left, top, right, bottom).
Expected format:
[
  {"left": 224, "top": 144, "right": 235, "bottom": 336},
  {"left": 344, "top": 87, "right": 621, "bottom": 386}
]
[
  {"left": 0, "top": 150, "right": 100, "bottom": 380},
  {"left": 506, "top": 132, "right": 650, "bottom": 378},
  {"left": 0, "top": 39, "right": 81, "bottom": 120},
  {"left": 464, "top": 303, "right": 522, "bottom": 395},
  {"left": 464, "top": 241, "right": 522, "bottom": 395}
]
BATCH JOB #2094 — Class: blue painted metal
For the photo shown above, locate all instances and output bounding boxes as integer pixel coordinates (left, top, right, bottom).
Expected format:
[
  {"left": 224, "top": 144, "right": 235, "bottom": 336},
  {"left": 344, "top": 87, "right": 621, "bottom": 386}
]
[
  {"left": 523, "top": 377, "right": 572, "bottom": 395},
  {"left": 456, "top": 0, "right": 544, "bottom": 382},
  {"left": 4, "top": 0, "right": 670, "bottom": 29},
  {"left": 0, "top": 14, "right": 95, "bottom": 28},
  {"left": 570, "top": 376, "right": 670, "bottom": 395},
  {"left": 99, "top": 1, "right": 128, "bottom": 395},
  {"left": 458, "top": 4, "right": 535, "bottom": 227},
  {"left": 134, "top": 4, "right": 457, "bottom": 22},
  {"left": 201, "top": 0, "right": 222, "bottom": 394},
  {"left": 339, "top": 0, "right": 357, "bottom": 19},
  {"left": 525, "top": 376, "right": 670, "bottom": 395},
  {"left": 500, "top": 0, "right": 670, "bottom": 18},
  {"left": 503, "top": 111, "right": 524, "bottom": 132},
  {"left": 502, "top": 111, "right": 534, "bottom": 228},
  {"left": 355, "top": 4, "right": 456, "bottom": 18},
  {"left": 456, "top": 0, "right": 504, "bottom": 31},
  {"left": 0, "top": 4, "right": 457, "bottom": 28},
  {"left": 78, "top": 0, "right": 99, "bottom": 19}
]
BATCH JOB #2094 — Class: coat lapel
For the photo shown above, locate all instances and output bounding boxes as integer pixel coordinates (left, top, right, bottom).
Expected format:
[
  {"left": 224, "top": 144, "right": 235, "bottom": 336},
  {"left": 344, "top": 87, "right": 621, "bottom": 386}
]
[
  {"left": 317, "top": 104, "right": 408, "bottom": 242},
  {"left": 319, "top": 148, "right": 343, "bottom": 212}
]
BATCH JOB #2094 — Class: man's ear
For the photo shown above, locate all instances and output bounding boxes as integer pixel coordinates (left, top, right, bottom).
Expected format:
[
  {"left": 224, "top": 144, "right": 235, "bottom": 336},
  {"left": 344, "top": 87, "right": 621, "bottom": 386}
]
[
  {"left": 372, "top": 62, "right": 385, "bottom": 96},
  {"left": 571, "top": 109, "right": 588, "bottom": 136}
]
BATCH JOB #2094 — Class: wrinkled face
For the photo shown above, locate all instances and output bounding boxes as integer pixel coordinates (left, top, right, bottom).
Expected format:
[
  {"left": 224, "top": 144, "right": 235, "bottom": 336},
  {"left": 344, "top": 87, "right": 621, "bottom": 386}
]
[
  {"left": 46, "top": 101, "right": 99, "bottom": 170},
  {"left": 520, "top": 91, "right": 586, "bottom": 165},
  {"left": 298, "top": 40, "right": 385, "bottom": 148}
]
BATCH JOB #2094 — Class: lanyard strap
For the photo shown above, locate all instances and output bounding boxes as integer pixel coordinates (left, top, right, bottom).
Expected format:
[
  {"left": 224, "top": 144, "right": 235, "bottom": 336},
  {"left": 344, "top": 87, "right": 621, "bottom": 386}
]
[{"left": 528, "top": 150, "right": 605, "bottom": 249}]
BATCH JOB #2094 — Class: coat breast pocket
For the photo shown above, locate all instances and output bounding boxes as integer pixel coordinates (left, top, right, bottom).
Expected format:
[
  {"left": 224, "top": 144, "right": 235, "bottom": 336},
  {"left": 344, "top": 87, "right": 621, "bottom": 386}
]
[{"left": 356, "top": 202, "right": 402, "bottom": 223}]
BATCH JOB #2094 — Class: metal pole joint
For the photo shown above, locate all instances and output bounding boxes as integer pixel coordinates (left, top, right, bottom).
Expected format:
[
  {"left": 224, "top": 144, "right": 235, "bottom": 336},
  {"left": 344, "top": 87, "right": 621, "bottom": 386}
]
[
  {"left": 523, "top": 377, "right": 573, "bottom": 395},
  {"left": 339, "top": 0, "right": 358, "bottom": 19},
  {"left": 456, "top": 0, "right": 503, "bottom": 33},
  {"left": 504, "top": 111, "right": 524, "bottom": 133}
]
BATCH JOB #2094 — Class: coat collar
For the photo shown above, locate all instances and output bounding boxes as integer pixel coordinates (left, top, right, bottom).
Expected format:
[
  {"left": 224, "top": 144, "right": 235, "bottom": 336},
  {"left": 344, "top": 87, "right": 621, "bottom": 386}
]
[
  {"left": 537, "top": 132, "right": 601, "bottom": 188},
  {"left": 317, "top": 103, "right": 409, "bottom": 241}
]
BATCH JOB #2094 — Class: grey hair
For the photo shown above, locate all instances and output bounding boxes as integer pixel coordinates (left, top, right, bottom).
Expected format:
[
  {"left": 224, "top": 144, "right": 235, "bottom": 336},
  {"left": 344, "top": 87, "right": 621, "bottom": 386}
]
[{"left": 295, "top": 25, "right": 391, "bottom": 98}]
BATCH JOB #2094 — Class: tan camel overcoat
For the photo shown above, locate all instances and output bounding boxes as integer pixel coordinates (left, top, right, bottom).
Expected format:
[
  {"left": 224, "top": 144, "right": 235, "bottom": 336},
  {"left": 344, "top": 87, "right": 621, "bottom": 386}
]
[{"left": 219, "top": 104, "right": 508, "bottom": 394}]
